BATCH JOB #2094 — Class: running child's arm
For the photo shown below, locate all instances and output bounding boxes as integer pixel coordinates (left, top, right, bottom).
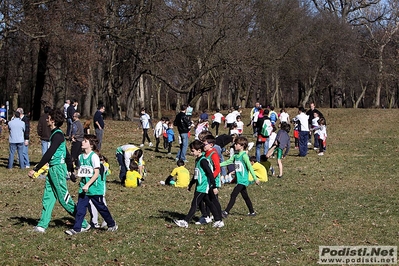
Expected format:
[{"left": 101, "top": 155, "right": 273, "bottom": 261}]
[
  {"left": 82, "top": 168, "right": 100, "bottom": 192},
  {"left": 200, "top": 159, "right": 216, "bottom": 188},
  {"left": 220, "top": 155, "right": 234, "bottom": 167}
]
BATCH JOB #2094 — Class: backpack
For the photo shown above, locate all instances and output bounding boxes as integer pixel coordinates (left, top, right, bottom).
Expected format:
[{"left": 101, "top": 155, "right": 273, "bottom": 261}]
[{"left": 270, "top": 112, "right": 277, "bottom": 124}]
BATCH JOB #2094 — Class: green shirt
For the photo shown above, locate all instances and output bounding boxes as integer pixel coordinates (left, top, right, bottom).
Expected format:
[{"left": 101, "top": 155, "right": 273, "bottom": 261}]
[
  {"left": 49, "top": 128, "right": 66, "bottom": 166},
  {"left": 194, "top": 155, "right": 210, "bottom": 193},
  {"left": 78, "top": 151, "right": 105, "bottom": 196},
  {"left": 220, "top": 151, "right": 257, "bottom": 186}
]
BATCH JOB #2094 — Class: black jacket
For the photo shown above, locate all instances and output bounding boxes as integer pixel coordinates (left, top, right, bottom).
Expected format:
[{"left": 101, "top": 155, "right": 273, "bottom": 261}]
[{"left": 174, "top": 112, "right": 191, "bottom": 134}]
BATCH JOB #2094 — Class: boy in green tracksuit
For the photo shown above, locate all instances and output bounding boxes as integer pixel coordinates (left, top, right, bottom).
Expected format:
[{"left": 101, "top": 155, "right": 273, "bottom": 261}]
[
  {"left": 220, "top": 136, "right": 260, "bottom": 218},
  {"left": 28, "top": 109, "right": 90, "bottom": 233},
  {"left": 173, "top": 140, "right": 224, "bottom": 228}
]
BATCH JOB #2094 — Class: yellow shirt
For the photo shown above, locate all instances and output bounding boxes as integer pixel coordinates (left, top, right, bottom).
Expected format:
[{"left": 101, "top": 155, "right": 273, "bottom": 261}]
[
  {"left": 249, "top": 162, "right": 268, "bottom": 183},
  {"left": 125, "top": 170, "right": 141, "bottom": 188},
  {"left": 170, "top": 166, "right": 190, "bottom": 188}
]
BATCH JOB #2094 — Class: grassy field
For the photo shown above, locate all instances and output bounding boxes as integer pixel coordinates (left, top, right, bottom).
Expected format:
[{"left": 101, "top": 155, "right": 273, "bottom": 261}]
[{"left": 0, "top": 108, "right": 398, "bottom": 266}]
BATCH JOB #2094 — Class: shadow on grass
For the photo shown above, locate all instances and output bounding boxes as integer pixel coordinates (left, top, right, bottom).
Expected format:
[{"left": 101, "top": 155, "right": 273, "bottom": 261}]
[
  {"left": 10, "top": 216, "right": 74, "bottom": 228},
  {"left": 154, "top": 210, "right": 186, "bottom": 222}
]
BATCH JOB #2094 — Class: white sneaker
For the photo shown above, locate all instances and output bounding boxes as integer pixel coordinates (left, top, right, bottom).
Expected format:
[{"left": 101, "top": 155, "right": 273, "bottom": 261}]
[
  {"left": 81, "top": 224, "right": 91, "bottom": 232},
  {"left": 139, "top": 144, "right": 144, "bottom": 147},
  {"left": 173, "top": 219, "right": 188, "bottom": 228},
  {"left": 212, "top": 220, "right": 225, "bottom": 228},
  {"left": 107, "top": 224, "right": 118, "bottom": 232},
  {"left": 29, "top": 226, "right": 46, "bottom": 233},
  {"left": 195, "top": 216, "right": 211, "bottom": 225},
  {"left": 221, "top": 176, "right": 226, "bottom": 184},
  {"left": 248, "top": 142, "right": 255, "bottom": 151},
  {"left": 159, "top": 180, "right": 165, "bottom": 185},
  {"left": 149, "top": 142, "right": 153, "bottom": 147},
  {"left": 318, "top": 152, "right": 324, "bottom": 156},
  {"left": 101, "top": 221, "right": 108, "bottom": 228}
]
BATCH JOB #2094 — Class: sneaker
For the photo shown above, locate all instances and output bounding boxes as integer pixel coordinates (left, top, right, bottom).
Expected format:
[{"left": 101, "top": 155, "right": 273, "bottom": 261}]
[
  {"left": 248, "top": 142, "right": 255, "bottom": 151},
  {"left": 221, "top": 211, "right": 229, "bottom": 218},
  {"left": 92, "top": 223, "right": 100, "bottom": 229},
  {"left": 26, "top": 165, "right": 30, "bottom": 169},
  {"left": 277, "top": 175, "right": 283, "bottom": 178},
  {"left": 65, "top": 229, "right": 80, "bottom": 235},
  {"left": 159, "top": 180, "right": 165, "bottom": 185},
  {"left": 107, "top": 224, "right": 118, "bottom": 232},
  {"left": 101, "top": 221, "right": 108, "bottom": 229},
  {"left": 149, "top": 142, "right": 153, "bottom": 147},
  {"left": 195, "top": 216, "right": 211, "bottom": 225},
  {"left": 139, "top": 144, "right": 144, "bottom": 147},
  {"left": 307, "top": 142, "right": 312, "bottom": 146},
  {"left": 314, "top": 147, "right": 319, "bottom": 150},
  {"left": 248, "top": 212, "right": 257, "bottom": 217},
  {"left": 30, "top": 226, "right": 46, "bottom": 233},
  {"left": 173, "top": 219, "right": 188, "bottom": 228},
  {"left": 220, "top": 176, "right": 226, "bottom": 184},
  {"left": 184, "top": 160, "right": 189, "bottom": 163},
  {"left": 212, "top": 220, "right": 225, "bottom": 228},
  {"left": 318, "top": 152, "right": 324, "bottom": 156},
  {"left": 81, "top": 224, "right": 91, "bottom": 232},
  {"left": 270, "top": 166, "right": 275, "bottom": 176}
]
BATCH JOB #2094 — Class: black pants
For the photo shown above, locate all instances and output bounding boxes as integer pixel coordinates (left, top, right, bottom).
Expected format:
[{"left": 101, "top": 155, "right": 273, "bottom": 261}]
[
  {"left": 225, "top": 184, "right": 254, "bottom": 214},
  {"left": 185, "top": 191, "right": 221, "bottom": 222},
  {"left": 142, "top": 129, "right": 151, "bottom": 144},
  {"left": 200, "top": 189, "right": 222, "bottom": 218}
]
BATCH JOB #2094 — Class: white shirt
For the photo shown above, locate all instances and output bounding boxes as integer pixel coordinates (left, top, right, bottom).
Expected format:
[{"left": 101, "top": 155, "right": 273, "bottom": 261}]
[
  {"left": 225, "top": 113, "right": 237, "bottom": 124},
  {"left": 154, "top": 121, "right": 164, "bottom": 138},
  {"left": 279, "top": 112, "right": 290, "bottom": 123},
  {"left": 213, "top": 112, "right": 224, "bottom": 123},
  {"left": 268, "top": 132, "right": 277, "bottom": 148},
  {"left": 295, "top": 112, "right": 309, "bottom": 132},
  {"left": 236, "top": 121, "right": 244, "bottom": 134},
  {"left": 140, "top": 113, "right": 151, "bottom": 129}
]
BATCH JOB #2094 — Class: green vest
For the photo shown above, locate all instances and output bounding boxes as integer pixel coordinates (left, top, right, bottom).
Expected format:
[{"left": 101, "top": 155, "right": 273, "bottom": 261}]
[
  {"left": 78, "top": 151, "right": 105, "bottom": 196},
  {"left": 194, "top": 154, "right": 210, "bottom": 193},
  {"left": 49, "top": 128, "right": 66, "bottom": 166},
  {"left": 234, "top": 152, "right": 250, "bottom": 186}
]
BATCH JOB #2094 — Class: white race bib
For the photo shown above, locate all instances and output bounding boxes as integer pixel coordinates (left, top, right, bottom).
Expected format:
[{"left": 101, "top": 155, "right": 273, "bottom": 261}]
[{"left": 77, "top": 166, "right": 94, "bottom": 177}]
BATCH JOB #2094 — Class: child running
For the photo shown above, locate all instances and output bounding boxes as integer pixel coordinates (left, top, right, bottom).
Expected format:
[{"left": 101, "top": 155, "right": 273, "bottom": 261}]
[
  {"left": 65, "top": 135, "right": 118, "bottom": 235},
  {"left": 173, "top": 140, "right": 224, "bottom": 228},
  {"left": 220, "top": 136, "right": 260, "bottom": 217}
]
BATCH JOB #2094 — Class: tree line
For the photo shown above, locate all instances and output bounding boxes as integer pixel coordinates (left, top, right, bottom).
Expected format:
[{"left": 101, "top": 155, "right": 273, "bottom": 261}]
[{"left": 0, "top": 0, "right": 398, "bottom": 120}]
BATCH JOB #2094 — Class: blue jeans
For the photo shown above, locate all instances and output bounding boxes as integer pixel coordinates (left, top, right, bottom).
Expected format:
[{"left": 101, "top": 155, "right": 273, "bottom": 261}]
[
  {"left": 255, "top": 138, "right": 269, "bottom": 162},
  {"left": 299, "top": 131, "right": 309, "bottom": 157},
  {"left": 41, "top": 140, "right": 50, "bottom": 155},
  {"left": 116, "top": 153, "right": 127, "bottom": 183},
  {"left": 213, "top": 144, "right": 226, "bottom": 176},
  {"left": 23, "top": 143, "right": 30, "bottom": 167},
  {"left": 176, "top": 133, "right": 189, "bottom": 161},
  {"left": 8, "top": 143, "right": 25, "bottom": 169},
  {"left": 95, "top": 128, "right": 104, "bottom": 151}
]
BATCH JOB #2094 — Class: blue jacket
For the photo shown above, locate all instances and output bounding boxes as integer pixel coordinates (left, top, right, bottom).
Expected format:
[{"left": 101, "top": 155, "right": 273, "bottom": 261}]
[{"left": 8, "top": 118, "right": 25, "bottom": 143}]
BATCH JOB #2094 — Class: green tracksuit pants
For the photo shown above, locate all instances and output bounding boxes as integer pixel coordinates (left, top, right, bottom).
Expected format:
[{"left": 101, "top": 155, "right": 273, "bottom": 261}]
[{"left": 37, "top": 164, "right": 88, "bottom": 229}]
